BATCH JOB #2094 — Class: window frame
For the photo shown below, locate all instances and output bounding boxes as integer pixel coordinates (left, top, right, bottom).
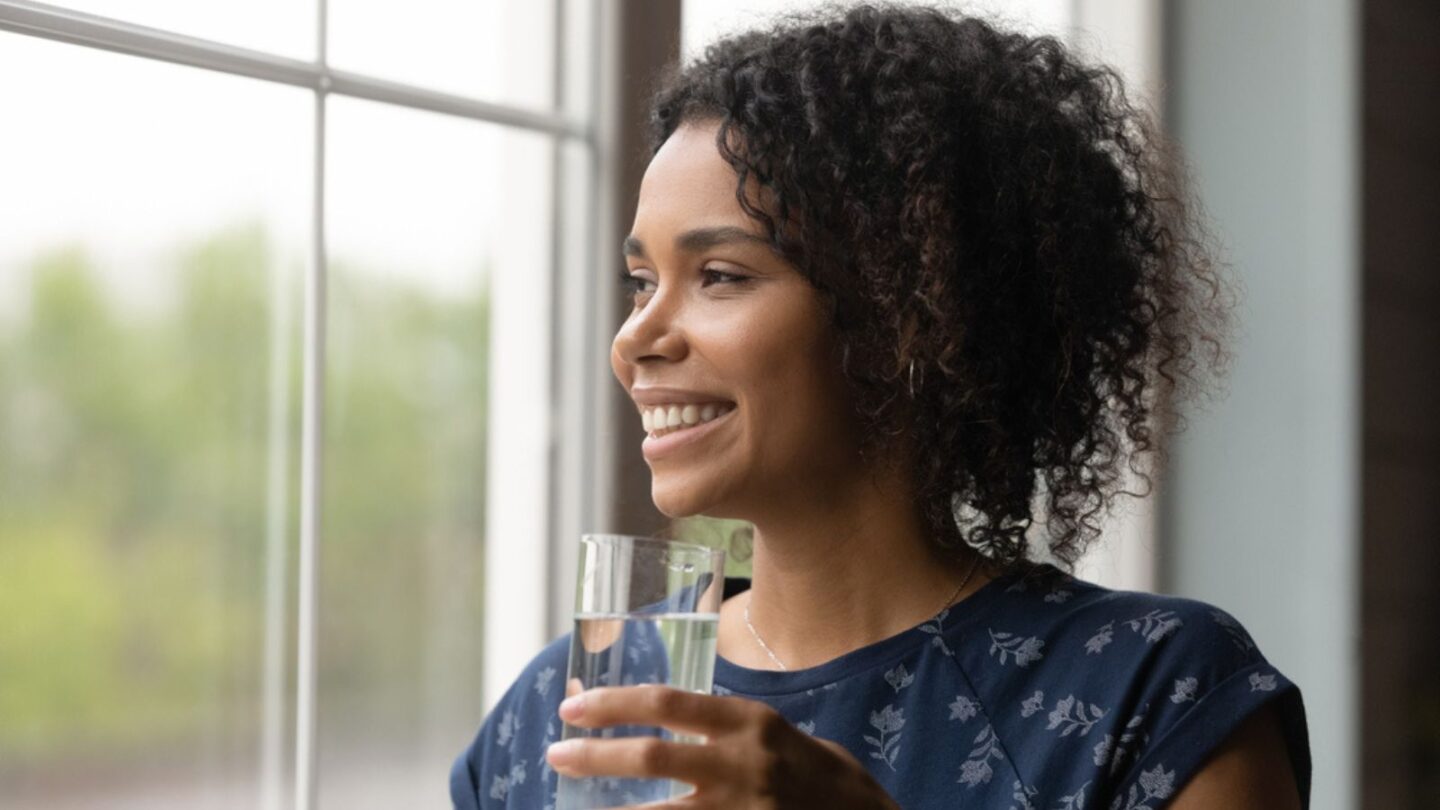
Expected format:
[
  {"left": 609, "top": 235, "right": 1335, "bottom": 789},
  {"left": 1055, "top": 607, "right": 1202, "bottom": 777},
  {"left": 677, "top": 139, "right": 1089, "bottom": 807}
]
[{"left": 0, "top": 1, "right": 606, "bottom": 808}]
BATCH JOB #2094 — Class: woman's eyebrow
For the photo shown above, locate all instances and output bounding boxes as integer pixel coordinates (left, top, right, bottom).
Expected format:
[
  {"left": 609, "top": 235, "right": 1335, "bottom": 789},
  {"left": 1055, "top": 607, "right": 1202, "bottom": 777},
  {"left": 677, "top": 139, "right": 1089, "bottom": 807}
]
[{"left": 622, "top": 226, "right": 770, "bottom": 259}]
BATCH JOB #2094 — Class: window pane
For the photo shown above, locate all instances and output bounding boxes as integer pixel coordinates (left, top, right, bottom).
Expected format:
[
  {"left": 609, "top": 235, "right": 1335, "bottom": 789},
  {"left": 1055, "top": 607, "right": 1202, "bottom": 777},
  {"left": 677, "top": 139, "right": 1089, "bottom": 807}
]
[
  {"left": 328, "top": 0, "right": 555, "bottom": 110},
  {"left": 319, "top": 96, "right": 554, "bottom": 809},
  {"left": 0, "top": 32, "right": 310, "bottom": 810},
  {"left": 47, "top": 0, "right": 316, "bottom": 60},
  {"left": 559, "top": 0, "right": 596, "bottom": 122}
]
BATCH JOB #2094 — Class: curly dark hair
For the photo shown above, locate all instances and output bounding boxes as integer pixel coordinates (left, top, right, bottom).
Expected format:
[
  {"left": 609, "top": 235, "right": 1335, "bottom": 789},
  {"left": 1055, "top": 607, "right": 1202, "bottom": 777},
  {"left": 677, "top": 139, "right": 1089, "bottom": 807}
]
[{"left": 649, "top": 3, "right": 1233, "bottom": 570}]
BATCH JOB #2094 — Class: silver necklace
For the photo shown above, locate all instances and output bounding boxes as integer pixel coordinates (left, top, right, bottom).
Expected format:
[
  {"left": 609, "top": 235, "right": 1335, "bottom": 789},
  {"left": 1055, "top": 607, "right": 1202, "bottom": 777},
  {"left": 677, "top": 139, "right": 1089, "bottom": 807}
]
[{"left": 743, "top": 554, "right": 984, "bottom": 672}]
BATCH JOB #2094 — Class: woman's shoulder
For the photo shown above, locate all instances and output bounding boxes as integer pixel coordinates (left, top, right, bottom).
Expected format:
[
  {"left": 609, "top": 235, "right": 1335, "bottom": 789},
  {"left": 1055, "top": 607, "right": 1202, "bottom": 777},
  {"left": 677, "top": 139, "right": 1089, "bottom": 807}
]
[
  {"left": 973, "top": 564, "right": 1287, "bottom": 723},
  {"left": 964, "top": 564, "right": 1311, "bottom": 808},
  {"left": 450, "top": 633, "right": 572, "bottom": 810},
  {"left": 979, "top": 563, "right": 1266, "bottom": 665}
]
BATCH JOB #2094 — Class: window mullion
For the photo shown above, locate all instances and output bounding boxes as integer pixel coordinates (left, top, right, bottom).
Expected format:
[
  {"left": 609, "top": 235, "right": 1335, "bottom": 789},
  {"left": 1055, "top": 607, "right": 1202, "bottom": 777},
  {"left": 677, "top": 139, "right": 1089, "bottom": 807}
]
[{"left": 292, "top": 0, "right": 328, "bottom": 808}]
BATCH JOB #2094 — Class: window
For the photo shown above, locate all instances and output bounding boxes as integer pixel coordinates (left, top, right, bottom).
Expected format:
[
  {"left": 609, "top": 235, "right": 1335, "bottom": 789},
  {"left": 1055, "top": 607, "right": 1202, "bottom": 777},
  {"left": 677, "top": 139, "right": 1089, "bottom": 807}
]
[{"left": 0, "top": 2, "right": 598, "bottom": 808}]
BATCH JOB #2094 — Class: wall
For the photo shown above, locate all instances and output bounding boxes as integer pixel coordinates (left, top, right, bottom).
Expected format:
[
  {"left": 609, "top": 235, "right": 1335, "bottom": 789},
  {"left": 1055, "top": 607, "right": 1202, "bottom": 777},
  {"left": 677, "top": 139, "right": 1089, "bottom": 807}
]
[{"left": 1161, "top": 2, "right": 1360, "bottom": 808}]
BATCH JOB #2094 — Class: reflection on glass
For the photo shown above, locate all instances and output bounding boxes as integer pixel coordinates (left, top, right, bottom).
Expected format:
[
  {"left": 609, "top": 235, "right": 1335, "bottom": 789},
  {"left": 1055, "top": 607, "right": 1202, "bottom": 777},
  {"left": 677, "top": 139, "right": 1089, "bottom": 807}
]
[
  {"left": 318, "top": 96, "right": 552, "bottom": 810},
  {"left": 0, "top": 33, "right": 309, "bottom": 810}
]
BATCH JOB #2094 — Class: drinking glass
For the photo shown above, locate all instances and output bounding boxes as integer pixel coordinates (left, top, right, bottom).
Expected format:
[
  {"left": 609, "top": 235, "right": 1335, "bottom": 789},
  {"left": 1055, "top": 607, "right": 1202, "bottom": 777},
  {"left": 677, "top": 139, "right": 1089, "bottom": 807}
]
[{"left": 554, "top": 534, "right": 726, "bottom": 810}]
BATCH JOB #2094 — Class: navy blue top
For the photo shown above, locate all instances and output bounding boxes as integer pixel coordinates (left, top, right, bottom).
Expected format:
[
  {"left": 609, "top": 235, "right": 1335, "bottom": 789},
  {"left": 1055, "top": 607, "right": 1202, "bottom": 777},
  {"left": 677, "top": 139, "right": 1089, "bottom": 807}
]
[{"left": 451, "top": 564, "right": 1310, "bottom": 809}]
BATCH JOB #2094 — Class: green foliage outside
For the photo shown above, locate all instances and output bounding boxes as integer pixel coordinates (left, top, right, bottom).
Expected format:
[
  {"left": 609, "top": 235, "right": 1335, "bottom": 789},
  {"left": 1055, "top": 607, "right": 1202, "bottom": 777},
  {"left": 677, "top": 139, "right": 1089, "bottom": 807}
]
[
  {"left": 672, "top": 516, "right": 755, "bottom": 579},
  {"left": 0, "top": 223, "right": 490, "bottom": 767}
]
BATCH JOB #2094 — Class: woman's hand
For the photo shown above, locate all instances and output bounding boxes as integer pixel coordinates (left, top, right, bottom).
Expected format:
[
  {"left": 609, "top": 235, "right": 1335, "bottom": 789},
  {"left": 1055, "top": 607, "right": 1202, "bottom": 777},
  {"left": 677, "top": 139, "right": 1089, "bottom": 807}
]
[{"left": 544, "top": 684, "right": 900, "bottom": 809}]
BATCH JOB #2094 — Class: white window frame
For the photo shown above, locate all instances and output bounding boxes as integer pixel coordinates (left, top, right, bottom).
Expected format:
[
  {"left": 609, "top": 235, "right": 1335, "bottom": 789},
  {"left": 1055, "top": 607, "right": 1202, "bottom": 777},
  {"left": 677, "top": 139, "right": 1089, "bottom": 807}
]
[{"left": 0, "top": 2, "right": 605, "bottom": 808}]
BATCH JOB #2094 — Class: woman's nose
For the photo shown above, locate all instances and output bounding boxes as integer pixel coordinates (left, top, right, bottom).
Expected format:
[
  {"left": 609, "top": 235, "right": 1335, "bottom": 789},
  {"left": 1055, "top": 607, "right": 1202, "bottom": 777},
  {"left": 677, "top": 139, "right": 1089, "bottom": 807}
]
[{"left": 612, "top": 292, "right": 687, "bottom": 367}]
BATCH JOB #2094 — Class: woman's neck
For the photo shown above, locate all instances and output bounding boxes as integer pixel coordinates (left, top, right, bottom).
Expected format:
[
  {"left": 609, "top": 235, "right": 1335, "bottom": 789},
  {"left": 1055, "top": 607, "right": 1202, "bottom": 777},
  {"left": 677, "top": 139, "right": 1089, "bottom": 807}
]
[{"left": 717, "top": 467, "right": 991, "bottom": 671}]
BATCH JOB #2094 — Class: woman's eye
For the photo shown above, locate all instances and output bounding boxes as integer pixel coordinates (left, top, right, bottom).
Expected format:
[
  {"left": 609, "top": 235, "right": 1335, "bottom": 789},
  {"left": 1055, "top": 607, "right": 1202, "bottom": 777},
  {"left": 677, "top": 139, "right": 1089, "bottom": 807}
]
[
  {"left": 700, "top": 267, "right": 748, "bottom": 287},
  {"left": 617, "top": 270, "right": 655, "bottom": 297},
  {"left": 617, "top": 268, "right": 749, "bottom": 302}
]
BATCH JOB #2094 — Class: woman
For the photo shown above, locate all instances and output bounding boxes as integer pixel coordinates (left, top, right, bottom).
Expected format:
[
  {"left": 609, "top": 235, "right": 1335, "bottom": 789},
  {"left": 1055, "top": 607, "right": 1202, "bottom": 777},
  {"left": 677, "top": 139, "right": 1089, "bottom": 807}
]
[{"left": 452, "top": 4, "right": 1310, "bottom": 808}]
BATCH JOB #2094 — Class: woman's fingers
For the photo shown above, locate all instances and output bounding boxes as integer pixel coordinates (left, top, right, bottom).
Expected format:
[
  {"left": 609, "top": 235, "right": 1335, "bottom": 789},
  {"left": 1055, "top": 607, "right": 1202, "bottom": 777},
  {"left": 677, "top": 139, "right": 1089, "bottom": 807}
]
[
  {"left": 546, "top": 735, "right": 723, "bottom": 785},
  {"left": 559, "top": 685, "right": 756, "bottom": 737}
]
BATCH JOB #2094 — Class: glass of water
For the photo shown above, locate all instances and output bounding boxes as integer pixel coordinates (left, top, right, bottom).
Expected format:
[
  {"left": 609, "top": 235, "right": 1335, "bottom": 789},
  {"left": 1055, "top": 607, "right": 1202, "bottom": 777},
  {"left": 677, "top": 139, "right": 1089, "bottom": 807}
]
[{"left": 554, "top": 534, "right": 726, "bottom": 810}]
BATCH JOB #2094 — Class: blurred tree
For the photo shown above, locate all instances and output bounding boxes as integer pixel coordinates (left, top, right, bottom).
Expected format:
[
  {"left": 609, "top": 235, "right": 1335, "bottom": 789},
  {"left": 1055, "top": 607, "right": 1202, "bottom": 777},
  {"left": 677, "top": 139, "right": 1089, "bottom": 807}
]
[{"left": 0, "top": 223, "right": 490, "bottom": 776}]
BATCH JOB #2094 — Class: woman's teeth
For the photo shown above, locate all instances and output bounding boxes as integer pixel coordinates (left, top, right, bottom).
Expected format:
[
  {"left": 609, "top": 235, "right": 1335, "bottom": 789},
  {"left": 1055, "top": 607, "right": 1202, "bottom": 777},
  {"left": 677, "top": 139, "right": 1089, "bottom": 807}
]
[{"left": 641, "top": 403, "right": 734, "bottom": 437}]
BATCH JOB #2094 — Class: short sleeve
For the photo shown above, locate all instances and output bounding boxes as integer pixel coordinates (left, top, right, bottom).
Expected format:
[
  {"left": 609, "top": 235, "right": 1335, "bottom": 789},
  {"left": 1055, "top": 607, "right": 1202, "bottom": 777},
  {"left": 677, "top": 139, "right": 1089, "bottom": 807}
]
[
  {"left": 450, "top": 635, "right": 570, "bottom": 810},
  {"left": 1103, "top": 603, "right": 1311, "bottom": 809}
]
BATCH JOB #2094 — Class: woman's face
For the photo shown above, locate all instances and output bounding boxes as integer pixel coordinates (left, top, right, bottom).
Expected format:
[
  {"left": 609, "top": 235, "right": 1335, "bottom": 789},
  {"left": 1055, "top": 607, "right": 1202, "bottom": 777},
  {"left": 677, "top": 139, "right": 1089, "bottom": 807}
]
[{"left": 610, "top": 121, "right": 862, "bottom": 520}]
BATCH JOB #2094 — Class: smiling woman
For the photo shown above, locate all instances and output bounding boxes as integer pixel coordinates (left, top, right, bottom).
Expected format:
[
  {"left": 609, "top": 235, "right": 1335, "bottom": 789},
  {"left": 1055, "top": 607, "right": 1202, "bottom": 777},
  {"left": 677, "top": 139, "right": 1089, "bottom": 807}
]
[
  {"left": 609, "top": 123, "right": 859, "bottom": 520},
  {"left": 451, "top": 4, "right": 1311, "bottom": 809}
]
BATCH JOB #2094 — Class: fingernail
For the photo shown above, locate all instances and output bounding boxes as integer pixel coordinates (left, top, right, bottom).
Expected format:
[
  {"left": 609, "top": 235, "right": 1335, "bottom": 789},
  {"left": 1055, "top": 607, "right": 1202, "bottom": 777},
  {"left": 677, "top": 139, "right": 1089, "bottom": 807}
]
[
  {"left": 546, "top": 739, "right": 580, "bottom": 765},
  {"left": 559, "top": 694, "right": 585, "bottom": 720}
]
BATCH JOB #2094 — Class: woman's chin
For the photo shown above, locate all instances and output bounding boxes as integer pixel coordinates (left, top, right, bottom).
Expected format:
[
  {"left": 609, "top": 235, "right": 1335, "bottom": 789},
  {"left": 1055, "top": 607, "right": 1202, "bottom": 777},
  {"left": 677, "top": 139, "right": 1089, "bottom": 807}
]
[
  {"left": 650, "top": 489, "right": 703, "bottom": 519},
  {"left": 650, "top": 478, "right": 726, "bottom": 520}
]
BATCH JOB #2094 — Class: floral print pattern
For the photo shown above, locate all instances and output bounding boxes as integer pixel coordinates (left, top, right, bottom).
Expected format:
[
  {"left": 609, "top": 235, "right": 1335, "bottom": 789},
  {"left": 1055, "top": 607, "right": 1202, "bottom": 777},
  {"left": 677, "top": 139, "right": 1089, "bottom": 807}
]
[
  {"left": 1085, "top": 622, "right": 1115, "bottom": 655},
  {"left": 959, "top": 725, "right": 1006, "bottom": 787},
  {"left": 452, "top": 566, "right": 1309, "bottom": 810},
  {"left": 1124, "top": 610, "right": 1183, "bottom": 644},
  {"left": 919, "top": 608, "right": 955, "bottom": 657},
  {"left": 1021, "top": 690, "right": 1045, "bottom": 718},
  {"left": 1094, "top": 711, "right": 1149, "bottom": 776},
  {"left": 950, "top": 695, "right": 980, "bottom": 722},
  {"left": 1111, "top": 764, "right": 1175, "bottom": 810},
  {"left": 533, "top": 666, "right": 556, "bottom": 698},
  {"left": 1010, "top": 780, "right": 1040, "bottom": 809},
  {"left": 988, "top": 629, "right": 1046, "bottom": 667},
  {"left": 1046, "top": 695, "right": 1107, "bottom": 737},
  {"left": 884, "top": 664, "right": 915, "bottom": 693},
  {"left": 865, "top": 704, "right": 906, "bottom": 771},
  {"left": 1170, "top": 677, "right": 1198, "bottom": 704}
]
